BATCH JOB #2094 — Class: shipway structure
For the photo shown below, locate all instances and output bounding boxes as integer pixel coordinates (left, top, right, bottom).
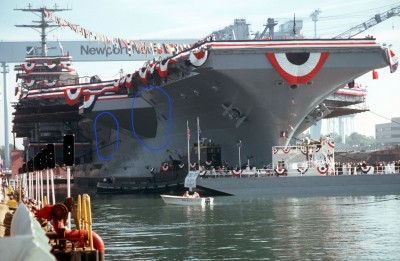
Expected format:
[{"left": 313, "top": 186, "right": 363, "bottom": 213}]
[{"left": 11, "top": 7, "right": 399, "bottom": 189}]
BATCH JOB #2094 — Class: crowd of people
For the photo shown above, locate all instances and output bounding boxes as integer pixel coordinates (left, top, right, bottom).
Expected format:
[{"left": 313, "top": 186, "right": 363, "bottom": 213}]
[
  {"left": 188, "top": 159, "right": 400, "bottom": 176},
  {"left": 335, "top": 161, "right": 400, "bottom": 175}
]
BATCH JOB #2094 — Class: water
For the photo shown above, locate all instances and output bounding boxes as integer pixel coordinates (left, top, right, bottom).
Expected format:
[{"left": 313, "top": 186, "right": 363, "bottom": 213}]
[{"left": 82, "top": 193, "right": 400, "bottom": 261}]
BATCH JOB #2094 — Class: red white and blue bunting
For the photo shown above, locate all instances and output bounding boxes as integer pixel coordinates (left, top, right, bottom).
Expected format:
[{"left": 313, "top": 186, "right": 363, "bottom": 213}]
[
  {"left": 44, "top": 9, "right": 193, "bottom": 56},
  {"left": 297, "top": 166, "right": 309, "bottom": 175},
  {"left": 274, "top": 167, "right": 286, "bottom": 175},
  {"left": 124, "top": 74, "right": 133, "bottom": 88},
  {"left": 266, "top": 52, "right": 329, "bottom": 85},
  {"left": 199, "top": 166, "right": 206, "bottom": 175},
  {"left": 316, "top": 165, "right": 328, "bottom": 175},
  {"left": 64, "top": 88, "right": 83, "bottom": 106},
  {"left": 189, "top": 49, "right": 208, "bottom": 67},
  {"left": 360, "top": 165, "right": 372, "bottom": 174},
  {"left": 138, "top": 66, "right": 149, "bottom": 85},
  {"left": 20, "top": 62, "right": 74, "bottom": 73},
  {"left": 25, "top": 82, "right": 115, "bottom": 102},
  {"left": 21, "top": 63, "right": 36, "bottom": 73},
  {"left": 44, "top": 79, "right": 58, "bottom": 87},
  {"left": 81, "top": 94, "right": 97, "bottom": 114},
  {"left": 24, "top": 79, "right": 36, "bottom": 87},
  {"left": 156, "top": 59, "right": 177, "bottom": 78},
  {"left": 44, "top": 62, "right": 57, "bottom": 69},
  {"left": 190, "top": 163, "right": 197, "bottom": 170},
  {"left": 231, "top": 169, "right": 242, "bottom": 177}
]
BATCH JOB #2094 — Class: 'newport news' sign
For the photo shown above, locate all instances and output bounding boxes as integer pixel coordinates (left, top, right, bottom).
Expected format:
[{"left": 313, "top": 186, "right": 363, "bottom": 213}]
[
  {"left": 81, "top": 45, "right": 131, "bottom": 57},
  {"left": 0, "top": 39, "right": 195, "bottom": 62}
]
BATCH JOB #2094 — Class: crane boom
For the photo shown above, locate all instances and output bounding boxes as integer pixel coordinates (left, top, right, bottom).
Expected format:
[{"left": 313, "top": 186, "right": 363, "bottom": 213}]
[{"left": 334, "top": 5, "right": 400, "bottom": 39}]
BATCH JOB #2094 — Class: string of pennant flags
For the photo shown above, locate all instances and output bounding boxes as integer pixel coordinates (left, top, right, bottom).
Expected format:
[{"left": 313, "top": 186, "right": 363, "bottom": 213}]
[{"left": 44, "top": 9, "right": 214, "bottom": 57}]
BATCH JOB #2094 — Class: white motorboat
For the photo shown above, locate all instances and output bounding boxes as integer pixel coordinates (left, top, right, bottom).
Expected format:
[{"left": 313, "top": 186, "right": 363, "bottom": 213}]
[{"left": 160, "top": 194, "right": 214, "bottom": 206}]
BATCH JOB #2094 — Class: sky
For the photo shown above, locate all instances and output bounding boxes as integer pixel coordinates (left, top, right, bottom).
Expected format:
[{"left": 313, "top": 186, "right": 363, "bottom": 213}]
[{"left": 1, "top": 0, "right": 400, "bottom": 148}]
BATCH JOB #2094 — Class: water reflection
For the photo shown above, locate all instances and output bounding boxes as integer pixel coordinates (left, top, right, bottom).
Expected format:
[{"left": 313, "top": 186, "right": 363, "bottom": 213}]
[{"left": 65, "top": 191, "right": 399, "bottom": 261}]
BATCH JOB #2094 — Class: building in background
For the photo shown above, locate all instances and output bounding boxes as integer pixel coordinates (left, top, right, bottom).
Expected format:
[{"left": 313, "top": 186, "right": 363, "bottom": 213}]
[
  {"left": 375, "top": 117, "right": 400, "bottom": 145},
  {"left": 325, "top": 115, "right": 356, "bottom": 143}
]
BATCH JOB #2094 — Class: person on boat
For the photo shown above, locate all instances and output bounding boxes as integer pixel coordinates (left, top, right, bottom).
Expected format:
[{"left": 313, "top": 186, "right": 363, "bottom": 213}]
[
  {"left": 193, "top": 192, "right": 200, "bottom": 198},
  {"left": 183, "top": 191, "right": 189, "bottom": 197}
]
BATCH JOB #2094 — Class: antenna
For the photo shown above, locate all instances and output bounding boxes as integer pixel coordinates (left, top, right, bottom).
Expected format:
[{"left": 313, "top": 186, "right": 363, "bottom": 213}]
[
  {"left": 14, "top": 4, "right": 71, "bottom": 56},
  {"left": 293, "top": 13, "right": 296, "bottom": 36},
  {"left": 310, "top": 9, "right": 322, "bottom": 38}
]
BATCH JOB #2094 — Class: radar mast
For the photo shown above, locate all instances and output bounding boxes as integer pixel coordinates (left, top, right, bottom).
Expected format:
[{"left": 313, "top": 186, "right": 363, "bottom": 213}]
[{"left": 14, "top": 4, "right": 71, "bottom": 56}]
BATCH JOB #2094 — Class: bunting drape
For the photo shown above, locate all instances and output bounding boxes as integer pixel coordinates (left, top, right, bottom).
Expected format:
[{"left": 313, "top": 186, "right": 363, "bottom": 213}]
[{"left": 44, "top": 9, "right": 198, "bottom": 56}]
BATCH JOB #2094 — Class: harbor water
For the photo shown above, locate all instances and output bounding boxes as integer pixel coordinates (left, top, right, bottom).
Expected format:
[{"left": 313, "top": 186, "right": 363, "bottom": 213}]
[{"left": 79, "top": 191, "right": 400, "bottom": 261}]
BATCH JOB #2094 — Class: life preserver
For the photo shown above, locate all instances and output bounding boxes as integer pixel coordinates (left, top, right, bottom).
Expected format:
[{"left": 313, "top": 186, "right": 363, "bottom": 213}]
[
  {"left": 283, "top": 148, "right": 291, "bottom": 154},
  {"left": 161, "top": 163, "right": 169, "bottom": 172},
  {"left": 274, "top": 168, "right": 286, "bottom": 175},
  {"left": 272, "top": 148, "right": 278, "bottom": 154}
]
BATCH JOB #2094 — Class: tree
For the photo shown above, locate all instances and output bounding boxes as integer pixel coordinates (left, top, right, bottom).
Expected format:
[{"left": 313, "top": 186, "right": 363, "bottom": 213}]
[
  {"left": 330, "top": 132, "right": 343, "bottom": 144},
  {"left": 346, "top": 132, "right": 375, "bottom": 147}
]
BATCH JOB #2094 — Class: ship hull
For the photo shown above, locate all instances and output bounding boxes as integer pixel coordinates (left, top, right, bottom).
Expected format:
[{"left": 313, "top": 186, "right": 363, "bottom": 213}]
[
  {"left": 75, "top": 39, "right": 391, "bottom": 180},
  {"left": 195, "top": 174, "right": 400, "bottom": 197}
]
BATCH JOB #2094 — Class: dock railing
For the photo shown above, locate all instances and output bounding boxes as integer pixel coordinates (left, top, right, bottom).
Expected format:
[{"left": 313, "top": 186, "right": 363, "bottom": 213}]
[{"left": 198, "top": 162, "right": 400, "bottom": 178}]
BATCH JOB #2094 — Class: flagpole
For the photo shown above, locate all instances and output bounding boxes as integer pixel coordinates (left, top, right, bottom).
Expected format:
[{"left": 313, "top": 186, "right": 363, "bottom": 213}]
[
  {"left": 197, "top": 117, "right": 201, "bottom": 169},
  {"left": 187, "top": 120, "right": 190, "bottom": 172}
]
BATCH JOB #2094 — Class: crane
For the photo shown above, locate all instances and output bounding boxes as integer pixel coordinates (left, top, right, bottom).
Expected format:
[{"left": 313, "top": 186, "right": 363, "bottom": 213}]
[{"left": 334, "top": 4, "right": 400, "bottom": 39}]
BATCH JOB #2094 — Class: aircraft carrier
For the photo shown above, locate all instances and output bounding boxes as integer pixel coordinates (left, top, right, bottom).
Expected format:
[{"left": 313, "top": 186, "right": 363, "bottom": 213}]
[{"left": 10, "top": 8, "right": 398, "bottom": 189}]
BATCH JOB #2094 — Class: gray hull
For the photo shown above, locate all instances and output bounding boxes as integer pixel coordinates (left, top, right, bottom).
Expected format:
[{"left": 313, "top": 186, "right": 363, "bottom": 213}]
[
  {"left": 76, "top": 39, "right": 391, "bottom": 179},
  {"left": 196, "top": 174, "right": 400, "bottom": 197}
]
